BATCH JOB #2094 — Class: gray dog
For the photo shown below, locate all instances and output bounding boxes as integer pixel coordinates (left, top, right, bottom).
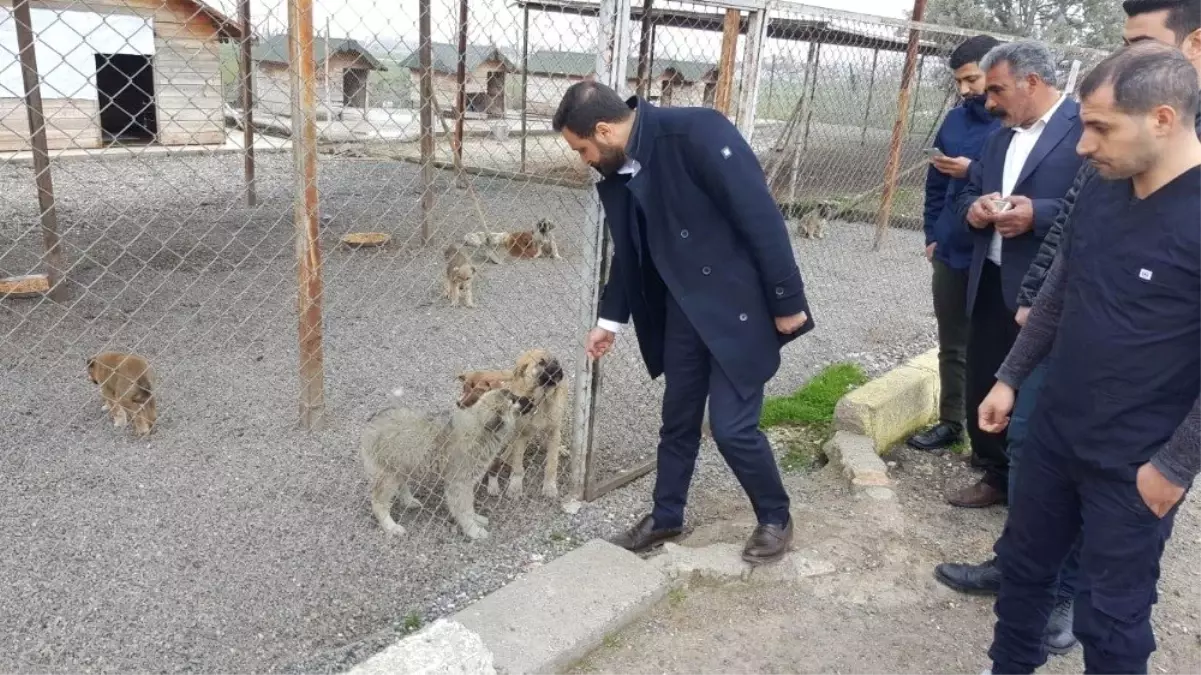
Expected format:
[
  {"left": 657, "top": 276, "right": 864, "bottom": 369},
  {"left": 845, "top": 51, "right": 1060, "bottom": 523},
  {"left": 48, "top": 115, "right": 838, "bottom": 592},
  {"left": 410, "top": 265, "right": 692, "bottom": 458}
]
[{"left": 360, "top": 387, "right": 534, "bottom": 540}]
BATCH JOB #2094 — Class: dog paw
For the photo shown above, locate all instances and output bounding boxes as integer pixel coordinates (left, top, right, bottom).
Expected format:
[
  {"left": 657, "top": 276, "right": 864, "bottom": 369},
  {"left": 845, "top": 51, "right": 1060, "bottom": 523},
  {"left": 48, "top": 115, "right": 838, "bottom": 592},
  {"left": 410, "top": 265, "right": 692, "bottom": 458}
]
[
  {"left": 473, "top": 514, "right": 490, "bottom": 526},
  {"left": 541, "top": 482, "right": 559, "bottom": 499},
  {"left": 505, "top": 475, "right": 524, "bottom": 498},
  {"left": 486, "top": 475, "right": 502, "bottom": 497},
  {"left": 462, "top": 523, "right": 489, "bottom": 540},
  {"left": 383, "top": 522, "right": 407, "bottom": 537}
]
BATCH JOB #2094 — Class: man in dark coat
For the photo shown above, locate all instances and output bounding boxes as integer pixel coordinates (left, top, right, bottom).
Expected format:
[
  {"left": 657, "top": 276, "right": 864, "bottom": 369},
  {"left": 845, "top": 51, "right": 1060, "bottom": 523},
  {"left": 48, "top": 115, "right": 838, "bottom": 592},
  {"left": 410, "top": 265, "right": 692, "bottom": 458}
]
[{"left": 552, "top": 81, "right": 813, "bottom": 564}]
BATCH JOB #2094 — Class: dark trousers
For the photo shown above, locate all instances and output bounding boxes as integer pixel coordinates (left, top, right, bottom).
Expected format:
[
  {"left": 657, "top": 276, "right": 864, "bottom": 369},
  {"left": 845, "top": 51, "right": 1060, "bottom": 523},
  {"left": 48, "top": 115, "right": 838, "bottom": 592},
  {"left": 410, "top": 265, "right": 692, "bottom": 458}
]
[
  {"left": 966, "top": 261, "right": 1019, "bottom": 492},
  {"left": 650, "top": 293, "right": 790, "bottom": 530},
  {"left": 990, "top": 430, "right": 1181, "bottom": 674},
  {"left": 1004, "top": 361, "right": 1080, "bottom": 603},
  {"left": 932, "top": 259, "right": 969, "bottom": 425}
]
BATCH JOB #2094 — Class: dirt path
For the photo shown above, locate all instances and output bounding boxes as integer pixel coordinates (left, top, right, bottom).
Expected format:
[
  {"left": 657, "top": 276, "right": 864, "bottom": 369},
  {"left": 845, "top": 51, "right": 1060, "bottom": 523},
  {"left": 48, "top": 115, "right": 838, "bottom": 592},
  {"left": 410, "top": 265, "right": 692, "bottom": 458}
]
[{"left": 570, "top": 448, "right": 1201, "bottom": 674}]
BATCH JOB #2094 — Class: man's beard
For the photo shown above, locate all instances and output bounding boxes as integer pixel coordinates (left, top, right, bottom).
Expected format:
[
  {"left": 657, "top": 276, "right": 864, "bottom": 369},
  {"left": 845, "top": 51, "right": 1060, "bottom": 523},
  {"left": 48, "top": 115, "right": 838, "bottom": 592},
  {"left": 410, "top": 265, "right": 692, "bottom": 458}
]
[{"left": 591, "top": 146, "right": 628, "bottom": 175}]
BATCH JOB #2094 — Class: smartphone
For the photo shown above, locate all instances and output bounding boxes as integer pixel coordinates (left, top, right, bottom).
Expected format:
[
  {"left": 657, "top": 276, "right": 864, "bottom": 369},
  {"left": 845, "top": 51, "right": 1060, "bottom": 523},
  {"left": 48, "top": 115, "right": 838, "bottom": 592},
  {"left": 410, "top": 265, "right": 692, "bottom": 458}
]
[
  {"left": 923, "top": 147, "right": 945, "bottom": 159},
  {"left": 991, "top": 198, "right": 1014, "bottom": 213}
]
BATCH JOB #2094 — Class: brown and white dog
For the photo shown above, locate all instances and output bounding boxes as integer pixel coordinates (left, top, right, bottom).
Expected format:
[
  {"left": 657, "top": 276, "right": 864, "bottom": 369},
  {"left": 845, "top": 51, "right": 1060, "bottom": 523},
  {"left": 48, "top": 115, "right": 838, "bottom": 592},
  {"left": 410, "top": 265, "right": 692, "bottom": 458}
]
[
  {"left": 87, "top": 351, "right": 157, "bottom": 436},
  {"left": 492, "top": 348, "right": 568, "bottom": 499},
  {"left": 443, "top": 244, "right": 476, "bottom": 307},
  {"left": 462, "top": 219, "right": 562, "bottom": 263}
]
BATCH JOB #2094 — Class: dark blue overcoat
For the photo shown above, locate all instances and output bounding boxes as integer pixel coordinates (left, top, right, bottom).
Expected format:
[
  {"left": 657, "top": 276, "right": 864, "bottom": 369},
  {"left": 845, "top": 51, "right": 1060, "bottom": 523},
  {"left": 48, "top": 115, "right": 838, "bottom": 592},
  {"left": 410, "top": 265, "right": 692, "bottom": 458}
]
[{"left": 595, "top": 98, "right": 814, "bottom": 399}]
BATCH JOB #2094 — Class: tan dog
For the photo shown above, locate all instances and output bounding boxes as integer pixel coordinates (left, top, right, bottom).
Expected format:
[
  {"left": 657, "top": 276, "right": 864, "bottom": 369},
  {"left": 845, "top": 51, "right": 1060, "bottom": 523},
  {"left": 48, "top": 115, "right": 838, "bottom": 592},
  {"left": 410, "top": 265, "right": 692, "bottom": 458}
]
[
  {"left": 87, "top": 351, "right": 157, "bottom": 436},
  {"left": 443, "top": 244, "right": 476, "bottom": 307},
  {"left": 360, "top": 387, "right": 534, "bottom": 540},
  {"left": 487, "top": 348, "right": 568, "bottom": 499},
  {"left": 457, "top": 369, "right": 510, "bottom": 409},
  {"left": 797, "top": 210, "right": 826, "bottom": 240}
]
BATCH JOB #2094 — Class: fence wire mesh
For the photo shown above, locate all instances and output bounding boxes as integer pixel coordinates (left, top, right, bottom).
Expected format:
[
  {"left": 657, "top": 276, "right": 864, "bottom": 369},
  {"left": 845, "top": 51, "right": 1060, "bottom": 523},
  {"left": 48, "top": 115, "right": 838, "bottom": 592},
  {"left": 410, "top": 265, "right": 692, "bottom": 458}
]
[{"left": 0, "top": 0, "right": 1105, "bottom": 672}]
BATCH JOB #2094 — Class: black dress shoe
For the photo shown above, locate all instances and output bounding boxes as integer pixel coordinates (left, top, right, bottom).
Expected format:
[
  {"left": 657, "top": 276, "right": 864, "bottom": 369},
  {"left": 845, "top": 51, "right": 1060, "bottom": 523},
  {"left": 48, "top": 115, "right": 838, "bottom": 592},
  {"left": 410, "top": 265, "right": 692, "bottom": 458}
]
[
  {"left": 907, "top": 421, "right": 963, "bottom": 453},
  {"left": 934, "top": 557, "right": 1001, "bottom": 595},
  {"left": 608, "top": 514, "right": 682, "bottom": 553},
  {"left": 742, "top": 519, "right": 793, "bottom": 565},
  {"left": 1045, "top": 597, "right": 1078, "bottom": 655}
]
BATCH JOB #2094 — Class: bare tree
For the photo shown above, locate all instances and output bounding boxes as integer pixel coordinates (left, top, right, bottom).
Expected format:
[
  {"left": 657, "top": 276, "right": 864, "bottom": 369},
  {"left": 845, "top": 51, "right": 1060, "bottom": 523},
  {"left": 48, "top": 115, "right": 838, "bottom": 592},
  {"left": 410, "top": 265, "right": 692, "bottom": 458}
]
[{"left": 915, "top": 0, "right": 1124, "bottom": 48}]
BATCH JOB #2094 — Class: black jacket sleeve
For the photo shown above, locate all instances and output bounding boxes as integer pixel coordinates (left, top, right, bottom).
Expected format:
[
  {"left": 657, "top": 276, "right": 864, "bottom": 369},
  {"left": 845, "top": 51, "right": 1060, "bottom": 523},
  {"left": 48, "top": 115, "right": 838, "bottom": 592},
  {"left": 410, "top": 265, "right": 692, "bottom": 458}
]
[{"left": 1016, "top": 163, "right": 1097, "bottom": 308}]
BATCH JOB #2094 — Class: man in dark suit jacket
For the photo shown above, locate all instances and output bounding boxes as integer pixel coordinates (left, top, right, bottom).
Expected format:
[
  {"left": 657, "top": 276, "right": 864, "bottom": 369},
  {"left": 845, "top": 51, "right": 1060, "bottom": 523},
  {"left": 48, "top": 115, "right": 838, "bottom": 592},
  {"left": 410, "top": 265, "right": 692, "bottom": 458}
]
[
  {"left": 552, "top": 81, "right": 813, "bottom": 564},
  {"left": 949, "top": 40, "right": 1085, "bottom": 508}
]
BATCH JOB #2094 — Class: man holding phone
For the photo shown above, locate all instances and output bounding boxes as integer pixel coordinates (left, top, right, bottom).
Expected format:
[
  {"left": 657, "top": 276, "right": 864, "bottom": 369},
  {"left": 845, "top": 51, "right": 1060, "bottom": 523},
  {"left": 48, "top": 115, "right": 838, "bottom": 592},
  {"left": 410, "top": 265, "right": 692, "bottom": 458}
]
[{"left": 907, "top": 35, "right": 1003, "bottom": 453}]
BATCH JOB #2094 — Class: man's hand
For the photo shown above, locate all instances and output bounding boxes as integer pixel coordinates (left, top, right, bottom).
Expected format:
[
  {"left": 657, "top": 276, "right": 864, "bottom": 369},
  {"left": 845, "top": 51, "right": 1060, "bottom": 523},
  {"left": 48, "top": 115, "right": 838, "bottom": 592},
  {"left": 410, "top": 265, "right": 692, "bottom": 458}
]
[
  {"left": 967, "top": 193, "right": 1002, "bottom": 229},
  {"left": 978, "top": 382, "right": 1017, "bottom": 433},
  {"left": 931, "top": 155, "right": 971, "bottom": 179},
  {"left": 1136, "top": 462, "right": 1186, "bottom": 518},
  {"left": 585, "top": 327, "right": 616, "bottom": 360},
  {"left": 994, "top": 195, "right": 1035, "bottom": 238},
  {"left": 925, "top": 242, "right": 937, "bottom": 262},
  {"left": 1015, "top": 306, "right": 1031, "bottom": 327},
  {"left": 775, "top": 312, "right": 808, "bottom": 335}
]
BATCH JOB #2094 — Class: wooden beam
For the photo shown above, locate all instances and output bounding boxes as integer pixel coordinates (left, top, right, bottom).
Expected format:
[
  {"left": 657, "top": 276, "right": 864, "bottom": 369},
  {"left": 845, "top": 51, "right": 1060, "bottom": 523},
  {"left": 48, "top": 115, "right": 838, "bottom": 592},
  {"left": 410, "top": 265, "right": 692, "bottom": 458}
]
[
  {"left": 860, "top": 48, "right": 879, "bottom": 146},
  {"left": 520, "top": 5, "right": 530, "bottom": 173},
  {"left": 14, "top": 0, "right": 66, "bottom": 302},
  {"left": 735, "top": 6, "right": 768, "bottom": 140},
  {"left": 713, "top": 8, "right": 740, "bottom": 115},
  {"left": 286, "top": 0, "right": 326, "bottom": 430},
  {"left": 874, "top": 0, "right": 926, "bottom": 250},
  {"left": 238, "top": 0, "right": 257, "bottom": 207},
  {"left": 453, "top": 0, "right": 469, "bottom": 182},
  {"left": 418, "top": 0, "right": 435, "bottom": 243},
  {"left": 634, "top": 0, "right": 654, "bottom": 98}
]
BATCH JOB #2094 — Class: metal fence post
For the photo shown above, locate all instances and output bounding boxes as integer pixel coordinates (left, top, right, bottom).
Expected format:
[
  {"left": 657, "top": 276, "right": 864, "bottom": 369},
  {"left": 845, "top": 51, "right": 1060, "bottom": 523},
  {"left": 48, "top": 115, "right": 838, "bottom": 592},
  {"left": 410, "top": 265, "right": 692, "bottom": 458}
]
[{"left": 736, "top": 3, "right": 770, "bottom": 142}]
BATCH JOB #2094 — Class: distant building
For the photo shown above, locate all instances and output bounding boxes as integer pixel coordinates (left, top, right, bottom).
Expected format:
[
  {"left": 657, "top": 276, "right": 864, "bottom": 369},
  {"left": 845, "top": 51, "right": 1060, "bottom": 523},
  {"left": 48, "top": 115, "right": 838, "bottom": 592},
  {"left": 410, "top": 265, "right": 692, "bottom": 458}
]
[
  {"left": 521, "top": 50, "right": 720, "bottom": 116},
  {"left": 0, "top": 0, "right": 243, "bottom": 151},
  {"left": 399, "top": 43, "right": 518, "bottom": 118},
  {"left": 252, "top": 34, "right": 387, "bottom": 119}
]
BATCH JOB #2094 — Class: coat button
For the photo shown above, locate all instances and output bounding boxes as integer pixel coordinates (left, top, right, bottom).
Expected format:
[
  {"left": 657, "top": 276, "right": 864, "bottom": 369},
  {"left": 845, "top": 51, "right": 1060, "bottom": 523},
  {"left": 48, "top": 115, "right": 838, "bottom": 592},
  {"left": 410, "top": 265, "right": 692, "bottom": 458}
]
[
  {"left": 680, "top": 229, "right": 689, "bottom": 238},
  {"left": 775, "top": 287, "right": 784, "bottom": 296},
  {"left": 739, "top": 313, "right": 748, "bottom": 321},
  {"left": 701, "top": 266, "right": 711, "bottom": 275}
]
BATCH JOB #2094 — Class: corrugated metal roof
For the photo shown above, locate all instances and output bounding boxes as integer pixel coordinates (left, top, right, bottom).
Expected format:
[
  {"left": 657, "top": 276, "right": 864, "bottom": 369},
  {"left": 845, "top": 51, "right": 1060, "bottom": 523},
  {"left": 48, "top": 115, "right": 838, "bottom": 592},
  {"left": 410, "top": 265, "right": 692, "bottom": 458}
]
[
  {"left": 252, "top": 35, "right": 386, "bottom": 71},
  {"left": 524, "top": 50, "right": 716, "bottom": 82},
  {"left": 397, "top": 43, "right": 519, "bottom": 74}
]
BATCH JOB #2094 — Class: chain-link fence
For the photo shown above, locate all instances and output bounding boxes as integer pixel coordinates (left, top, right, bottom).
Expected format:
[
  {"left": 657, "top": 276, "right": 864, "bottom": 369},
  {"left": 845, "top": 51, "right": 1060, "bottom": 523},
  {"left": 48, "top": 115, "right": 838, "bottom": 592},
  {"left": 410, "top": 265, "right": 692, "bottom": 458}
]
[{"left": 0, "top": 0, "right": 1106, "bottom": 671}]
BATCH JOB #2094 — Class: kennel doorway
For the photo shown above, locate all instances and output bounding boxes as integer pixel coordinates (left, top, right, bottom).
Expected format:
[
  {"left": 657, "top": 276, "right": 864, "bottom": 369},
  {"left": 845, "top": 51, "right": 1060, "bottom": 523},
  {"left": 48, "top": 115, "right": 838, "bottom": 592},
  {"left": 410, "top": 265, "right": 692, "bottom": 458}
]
[
  {"left": 95, "top": 53, "right": 157, "bottom": 144},
  {"left": 342, "top": 68, "right": 368, "bottom": 108}
]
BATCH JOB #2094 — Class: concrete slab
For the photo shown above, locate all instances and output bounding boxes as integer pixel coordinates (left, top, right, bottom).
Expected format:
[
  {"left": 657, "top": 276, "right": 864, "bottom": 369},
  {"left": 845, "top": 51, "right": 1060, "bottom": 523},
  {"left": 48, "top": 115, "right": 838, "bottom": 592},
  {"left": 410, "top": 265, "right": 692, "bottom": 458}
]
[
  {"left": 825, "top": 430, "right": 893, "bottom": 490},
  {"left": 834, "top": 347, "right": 940, "bottom": 452},
  {"left": 450, "top": 538, "right": 668, "bottom": 674},
  {"left": 347, "top": 619, "right": 496, "bottom": 675}
]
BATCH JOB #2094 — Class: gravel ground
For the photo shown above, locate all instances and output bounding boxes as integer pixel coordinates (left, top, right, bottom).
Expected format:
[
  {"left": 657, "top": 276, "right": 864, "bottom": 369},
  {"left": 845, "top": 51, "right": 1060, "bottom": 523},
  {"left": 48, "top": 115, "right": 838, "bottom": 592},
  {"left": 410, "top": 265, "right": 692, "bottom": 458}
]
[
  {"left": 0, "top": 149, "right": 932, "bottom": 673},
  {"left": 573, "top": 449, "right": 1201, "bottom": 674}
]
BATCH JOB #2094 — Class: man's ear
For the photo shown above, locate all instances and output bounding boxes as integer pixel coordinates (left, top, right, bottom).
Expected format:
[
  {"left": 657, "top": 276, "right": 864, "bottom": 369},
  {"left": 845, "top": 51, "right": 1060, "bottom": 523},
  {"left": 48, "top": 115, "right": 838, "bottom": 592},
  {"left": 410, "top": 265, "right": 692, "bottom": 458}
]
[{"left": 1183, "top": 29, "right": 1201, "bottom": 62}]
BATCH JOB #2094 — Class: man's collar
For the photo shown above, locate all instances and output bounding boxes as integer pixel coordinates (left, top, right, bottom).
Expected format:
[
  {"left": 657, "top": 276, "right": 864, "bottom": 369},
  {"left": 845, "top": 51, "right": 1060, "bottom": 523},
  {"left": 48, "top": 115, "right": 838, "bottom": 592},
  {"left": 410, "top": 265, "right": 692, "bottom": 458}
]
[
  {"left": 617, "top": 95, "right": 647, "bottom": 176},
  {"left": 1018, "top": 92, "right": 1066, "bottom": 132}
]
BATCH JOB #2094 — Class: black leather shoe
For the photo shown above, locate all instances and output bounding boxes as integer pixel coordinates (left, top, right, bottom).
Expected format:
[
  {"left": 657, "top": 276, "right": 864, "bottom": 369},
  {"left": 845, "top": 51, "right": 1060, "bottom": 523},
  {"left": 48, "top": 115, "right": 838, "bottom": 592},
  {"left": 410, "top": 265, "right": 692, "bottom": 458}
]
[
  {"left": 1045, "top": 597, "right": 1078, "bottom": 655},
  {"left": 907, "top": 421, "right": 963, "bottom": 453},
  {"left": 933, "top": 558, "right": 1001, "bottom": 595},
  {"left": 742, "top": 519, "right": 793, "bottom": 565},
  {"left": 608, "top": 514, "right": 682, "bottom": 553}
]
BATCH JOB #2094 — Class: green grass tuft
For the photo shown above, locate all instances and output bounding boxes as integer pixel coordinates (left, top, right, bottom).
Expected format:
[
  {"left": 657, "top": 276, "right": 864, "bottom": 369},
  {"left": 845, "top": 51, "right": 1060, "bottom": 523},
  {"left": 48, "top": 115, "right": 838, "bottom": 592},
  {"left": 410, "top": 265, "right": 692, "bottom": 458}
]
[{"left": 760, "top": 362, "right": 868, "bottom": 429}]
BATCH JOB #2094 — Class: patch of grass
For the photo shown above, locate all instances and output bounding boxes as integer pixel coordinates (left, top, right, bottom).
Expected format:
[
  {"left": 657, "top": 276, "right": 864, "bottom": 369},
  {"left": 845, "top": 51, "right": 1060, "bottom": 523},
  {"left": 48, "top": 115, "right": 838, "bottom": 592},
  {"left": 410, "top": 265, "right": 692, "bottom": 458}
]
[
  {"left": 400, "top": 611, "right": 423, "bottom": 634},
  {"left": 601, "top": 632, "right": 622, "bottom": 649},
  {"left": 760, "top": 362, "right": 868, "bottom": 429},
  {"left": 667, "top": 587, "right": 687, "bottom": 607},
  {"left": 549, "top": 531, "right": 568, "bottom": 543}
]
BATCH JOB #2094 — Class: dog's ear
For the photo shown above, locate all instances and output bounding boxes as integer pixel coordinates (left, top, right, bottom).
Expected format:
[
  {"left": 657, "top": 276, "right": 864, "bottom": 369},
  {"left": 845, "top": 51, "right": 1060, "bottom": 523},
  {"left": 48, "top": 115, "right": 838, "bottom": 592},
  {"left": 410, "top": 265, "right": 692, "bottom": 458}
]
[
  {"left": 86, "top": 357, "right": 98, "bottom": 383},
  {"left": 458, "top": 387, "right": 483, "bottom": 409},
  {"left": 456, "top": 372, "right": 467, "bottom": 382}
]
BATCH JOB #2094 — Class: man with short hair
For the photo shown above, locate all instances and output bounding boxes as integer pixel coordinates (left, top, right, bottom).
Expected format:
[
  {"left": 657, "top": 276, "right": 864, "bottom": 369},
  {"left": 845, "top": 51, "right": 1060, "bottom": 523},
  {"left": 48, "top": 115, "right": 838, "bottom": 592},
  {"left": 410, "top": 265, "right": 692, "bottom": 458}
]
[
  {"left": 552, "top": 81, "right": 814, "bottom": 564},
  {"left": 980, "top": 41, "right": 1200, "bottom": 674},
  {"left": 948, "top": 40, "right": 1085, "bottom": 509},
  {"left": 907, "top": 34, "right": 1003, "bottom": 454},
  {"left": 934, "top": 4, "right": 1201, "bottom": 653}
]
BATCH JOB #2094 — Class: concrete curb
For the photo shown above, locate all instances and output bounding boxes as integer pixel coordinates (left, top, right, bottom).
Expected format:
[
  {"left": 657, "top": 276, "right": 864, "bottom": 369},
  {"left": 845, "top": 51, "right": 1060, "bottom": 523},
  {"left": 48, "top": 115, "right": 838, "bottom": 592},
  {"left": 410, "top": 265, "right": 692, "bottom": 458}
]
[
  {"left": 834, "top": 348, "right": 940, "bottom": 454},
  {"left": 346, "top": 539, "right": 668, "bottom": 675}
]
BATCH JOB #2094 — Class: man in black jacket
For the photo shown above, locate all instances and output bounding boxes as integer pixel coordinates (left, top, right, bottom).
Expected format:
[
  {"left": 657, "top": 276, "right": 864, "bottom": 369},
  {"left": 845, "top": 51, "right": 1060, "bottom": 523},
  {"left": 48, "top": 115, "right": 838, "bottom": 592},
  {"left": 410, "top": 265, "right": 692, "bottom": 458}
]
[{"left": 934, "top": 0, "right": 1201, "bottom": 658}]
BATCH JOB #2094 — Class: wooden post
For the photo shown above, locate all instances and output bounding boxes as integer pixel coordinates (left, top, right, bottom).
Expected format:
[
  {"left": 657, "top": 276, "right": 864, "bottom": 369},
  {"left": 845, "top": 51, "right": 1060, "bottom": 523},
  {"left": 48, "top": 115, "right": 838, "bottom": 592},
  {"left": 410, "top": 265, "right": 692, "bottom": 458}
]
[
  {"left": 634, "top": 0, "right": 654, "bottom": 98},
  {"left": 734, "top": 6, "right": 769, "bottom": 141},
  {"left": 908, "top": 54, "right": 925, "bottom": 133},
  {"left": 785, "top": 41, "right": 818, "bottom": 205},
  {"left": 324, "top": 17, "right": 331, "bottom": 119},
  {"left": 418, "top": 0, "right": 434, "bottom": 244},
  {"left": 238, "top": 0, "right": 257, "bottom": 207},
  {"left": 713, "top": 9, "right": 740, "bottom": 116},
  {"left": 13, "top": 0, "right": 66, "bottom": 301},
  {"left": 520, "top": 5, "right": 530, "bottom": 173},
  {"left": 801, "top": 42, "right": 821, "bottom": 152},
  {"left": 286, "top": 0, "right": 326, "bottom": 429},
  {"left": 453, "top": 0, "right": 469, "bottom": 185},
  {"left": 860, "top": 47, "right": 879, "bottom": 146},
  {"left": 874, "top": 0, "right": 926, "bottom": 251}
]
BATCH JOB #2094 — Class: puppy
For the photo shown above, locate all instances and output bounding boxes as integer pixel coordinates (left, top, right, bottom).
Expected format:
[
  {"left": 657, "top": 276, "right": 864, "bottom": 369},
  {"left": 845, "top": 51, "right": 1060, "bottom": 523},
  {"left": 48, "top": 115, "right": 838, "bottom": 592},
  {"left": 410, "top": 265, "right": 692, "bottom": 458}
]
[
  {"left": 488, "top": 348, "right": 568, "bottom": 499},
  {"left": 531, "top": 218, "right": 562, "bottom": 260},
  {"left": 443, "top": 244, "right": 476, "bottom": 308},
  {"left": 457, "top": 369, "right": 510, "bottom": 409},
  {"left": 87, "top": 351, "right": 157, "bottom": 436},
  {"left": 797, "top": 210, "right": 825, "bottom": 240},
  {"left": 360, "top": 387, "right": 534, "bottom": 540}
]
